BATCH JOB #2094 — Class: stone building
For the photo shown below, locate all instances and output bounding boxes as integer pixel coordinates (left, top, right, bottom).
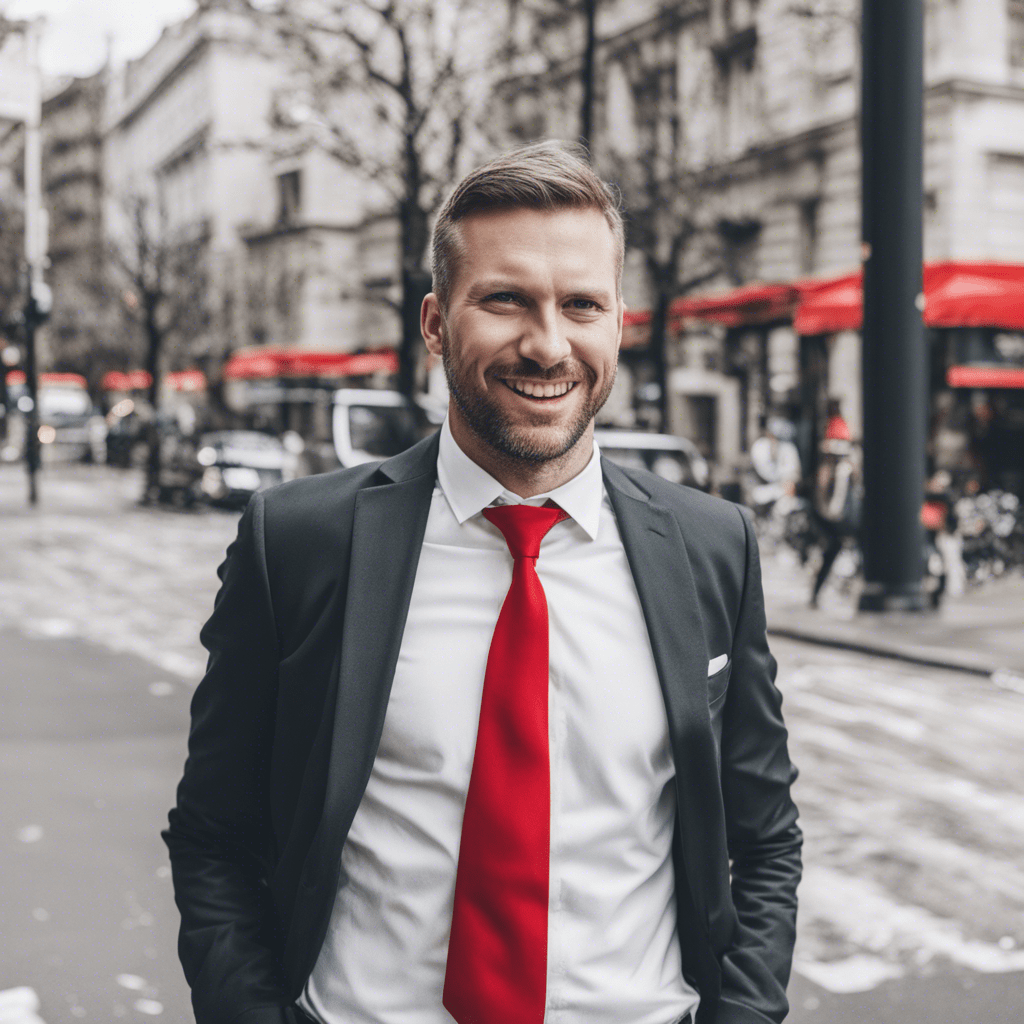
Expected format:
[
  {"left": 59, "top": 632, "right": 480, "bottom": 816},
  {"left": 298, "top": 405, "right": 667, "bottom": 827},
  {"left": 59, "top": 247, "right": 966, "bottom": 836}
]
[
  {"left": 101, "top": 1, "right": 285, "bottom": 375},
  {"left": 497, "top": 0, "right": 1024, "bottom": 487},
  {"left": 39, "top": 72, "right": 107, "bottom": 382}
]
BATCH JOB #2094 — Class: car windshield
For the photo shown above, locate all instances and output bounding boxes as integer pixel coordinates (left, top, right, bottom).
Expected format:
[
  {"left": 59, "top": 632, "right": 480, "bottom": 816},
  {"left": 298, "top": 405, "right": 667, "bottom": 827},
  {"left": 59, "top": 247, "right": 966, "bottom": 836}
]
[
  {"left": 203, "top": 431, "right": 282, "bottom": 450},
  {"left": 39, "top": 388, "right": 92, "bottom": 420},
  {"left": 600, "top": 446, "right": 692, "bottom": 484},
  {"left": 348, "top": 405, "right": 420, "bottom": 458}
]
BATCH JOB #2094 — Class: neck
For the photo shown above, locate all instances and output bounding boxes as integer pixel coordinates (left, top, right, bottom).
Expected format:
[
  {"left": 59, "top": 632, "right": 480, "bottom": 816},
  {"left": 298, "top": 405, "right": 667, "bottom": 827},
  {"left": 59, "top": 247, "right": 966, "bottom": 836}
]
[{"left": 448, "top": 410, "right": 595, "bottom": 499}]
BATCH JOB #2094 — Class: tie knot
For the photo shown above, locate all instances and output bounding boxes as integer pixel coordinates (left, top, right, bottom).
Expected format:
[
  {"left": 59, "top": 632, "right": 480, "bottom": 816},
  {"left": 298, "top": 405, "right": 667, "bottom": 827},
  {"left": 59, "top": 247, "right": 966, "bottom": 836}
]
[{"left": 483, "top": 503, "right": 569, "bottom": 560}]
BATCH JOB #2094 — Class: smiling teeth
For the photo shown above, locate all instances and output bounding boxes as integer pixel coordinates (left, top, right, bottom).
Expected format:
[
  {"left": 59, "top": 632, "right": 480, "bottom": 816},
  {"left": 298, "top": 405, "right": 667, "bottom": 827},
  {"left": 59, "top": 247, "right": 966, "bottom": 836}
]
[{"left": 510, "top": 380, "right": 575, "bottom": 397}]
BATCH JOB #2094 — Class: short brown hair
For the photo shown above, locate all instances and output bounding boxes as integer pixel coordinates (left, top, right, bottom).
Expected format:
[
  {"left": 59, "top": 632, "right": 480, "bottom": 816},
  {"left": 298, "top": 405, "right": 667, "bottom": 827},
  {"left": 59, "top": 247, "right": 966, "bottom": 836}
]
[{"left": 430, "top": 141, "right": 625, "bottom": 309}]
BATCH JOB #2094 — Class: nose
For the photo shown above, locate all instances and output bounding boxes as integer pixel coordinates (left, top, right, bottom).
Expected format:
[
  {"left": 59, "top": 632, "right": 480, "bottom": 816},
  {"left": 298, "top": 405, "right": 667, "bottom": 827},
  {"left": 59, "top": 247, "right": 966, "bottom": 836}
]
[{"left": 517, "top": 304, "right": 571, "bottom": 369}]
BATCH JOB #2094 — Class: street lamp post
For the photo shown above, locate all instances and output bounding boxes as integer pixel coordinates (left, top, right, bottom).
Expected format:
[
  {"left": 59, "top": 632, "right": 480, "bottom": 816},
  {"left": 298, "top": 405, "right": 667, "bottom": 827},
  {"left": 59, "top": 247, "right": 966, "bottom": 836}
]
[{"left": 858, "top": 0, "right": 928, "bottom": 612}]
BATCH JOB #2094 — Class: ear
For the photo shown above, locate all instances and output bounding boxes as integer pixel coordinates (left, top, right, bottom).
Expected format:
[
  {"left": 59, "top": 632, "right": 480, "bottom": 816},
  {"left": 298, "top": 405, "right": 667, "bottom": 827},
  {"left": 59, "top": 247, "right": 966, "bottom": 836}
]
[{"left": 422, "top": 293, "right": 445, "bottom": 357}]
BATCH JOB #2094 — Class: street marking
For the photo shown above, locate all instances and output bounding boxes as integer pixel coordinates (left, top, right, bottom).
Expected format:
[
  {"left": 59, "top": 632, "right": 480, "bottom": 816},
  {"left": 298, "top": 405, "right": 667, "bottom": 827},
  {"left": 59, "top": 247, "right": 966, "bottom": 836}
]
[{"left": 15, "top": 825, "right": 43, "bottom": 843}]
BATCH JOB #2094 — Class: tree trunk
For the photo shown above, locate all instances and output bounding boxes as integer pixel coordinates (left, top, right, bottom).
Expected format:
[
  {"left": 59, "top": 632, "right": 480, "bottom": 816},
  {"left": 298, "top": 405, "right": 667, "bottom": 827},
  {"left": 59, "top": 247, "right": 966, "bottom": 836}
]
[
  {"left": 646, "top": 256, "right": 673, "bottom": 434},
  {"left": 142, "top": 308, "right": 162, "bottom": 503},
  {"left": 398, "top": 267, "right": 432, "bottom": 399}
]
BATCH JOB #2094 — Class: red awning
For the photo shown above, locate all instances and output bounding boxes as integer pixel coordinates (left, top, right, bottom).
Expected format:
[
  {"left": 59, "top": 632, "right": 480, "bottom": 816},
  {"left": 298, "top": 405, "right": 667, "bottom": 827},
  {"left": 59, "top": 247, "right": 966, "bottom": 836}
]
[
  {"left": 947, "top": 366, "right": 1024, "bottom": 388},
  {"left": 793, "top": 262, "right": 1024, "bottom": 334},
  {"left": 793, "top": 273, "right": 864, "bottom": 335},
  {"left": 102, "top": 370, "right": 153, "bottom": 391},
  {"left": 923, "top": 262, "right": 1024, "bottom": 329},
  {"left": 223, "top": 347, "right": 400, "bottom": 380},
  {"left": 671, "top": 283, "right": 799, "bottom": 328},
  {"left": 166, "top": 370, "right": 207, "bottom": 393}
]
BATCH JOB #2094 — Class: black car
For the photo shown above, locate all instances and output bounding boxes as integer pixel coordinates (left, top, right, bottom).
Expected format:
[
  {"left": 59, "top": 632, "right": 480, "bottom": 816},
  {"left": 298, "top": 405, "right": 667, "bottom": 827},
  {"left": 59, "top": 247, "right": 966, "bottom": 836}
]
[{"left": 196, "top": 430, "right": 294, "bottom": 507}]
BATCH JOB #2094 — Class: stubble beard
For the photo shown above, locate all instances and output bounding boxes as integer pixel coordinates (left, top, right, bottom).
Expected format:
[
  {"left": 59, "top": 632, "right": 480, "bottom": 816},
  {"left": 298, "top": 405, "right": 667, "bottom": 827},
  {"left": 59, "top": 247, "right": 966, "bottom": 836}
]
[{"left": 440, "top": 325, "right": 617, "bottom": 466}]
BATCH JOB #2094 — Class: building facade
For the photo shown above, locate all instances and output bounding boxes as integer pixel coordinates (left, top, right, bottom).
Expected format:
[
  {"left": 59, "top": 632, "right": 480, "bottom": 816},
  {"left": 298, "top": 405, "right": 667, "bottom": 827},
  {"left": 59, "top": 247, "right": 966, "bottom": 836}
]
[
  {"left": 39, "top": 72, "right": 107, "bottom": 383},
  {"left": 497, "top": 0, "right": 1024, "bottom": 488},
  {"left": 101, "top": 2, "right": 284, "bottom": 375}
]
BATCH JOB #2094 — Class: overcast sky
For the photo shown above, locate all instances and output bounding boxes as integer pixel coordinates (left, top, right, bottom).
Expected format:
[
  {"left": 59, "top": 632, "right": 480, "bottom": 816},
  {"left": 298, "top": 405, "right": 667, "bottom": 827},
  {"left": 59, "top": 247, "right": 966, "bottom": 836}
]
[{"left": 7, "top": 0, "right": 197, "bottom": 77}]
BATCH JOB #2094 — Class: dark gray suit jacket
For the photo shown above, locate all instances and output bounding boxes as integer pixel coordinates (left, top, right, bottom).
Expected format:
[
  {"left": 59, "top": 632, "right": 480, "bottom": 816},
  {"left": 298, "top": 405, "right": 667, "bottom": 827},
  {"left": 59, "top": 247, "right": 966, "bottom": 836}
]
[{"left": 164, "top": 430, "right": 801, "bottom": 1024}]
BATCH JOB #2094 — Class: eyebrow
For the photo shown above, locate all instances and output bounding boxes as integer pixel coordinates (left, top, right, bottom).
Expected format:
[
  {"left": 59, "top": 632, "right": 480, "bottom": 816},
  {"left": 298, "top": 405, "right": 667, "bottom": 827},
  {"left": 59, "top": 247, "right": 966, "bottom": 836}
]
[{"left": 467, "top": 280, "right": 615, "bottom": 303}]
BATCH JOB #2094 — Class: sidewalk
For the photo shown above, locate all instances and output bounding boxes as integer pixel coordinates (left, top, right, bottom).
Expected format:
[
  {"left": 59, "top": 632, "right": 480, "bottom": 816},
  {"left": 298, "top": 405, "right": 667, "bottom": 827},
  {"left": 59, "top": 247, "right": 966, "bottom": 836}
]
[{"left": 762, "top": 548, "right": 1024, "bottom": 680}]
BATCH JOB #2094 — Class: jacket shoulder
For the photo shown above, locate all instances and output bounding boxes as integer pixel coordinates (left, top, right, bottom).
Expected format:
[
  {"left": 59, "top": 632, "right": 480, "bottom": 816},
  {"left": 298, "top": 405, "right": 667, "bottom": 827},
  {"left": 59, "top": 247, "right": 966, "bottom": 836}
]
[
  {"left": 258, "top": 462, "right": 386, "bottom": 530},
  {"left": 610, "top": 462, "right": 750, "bottom": 544}
]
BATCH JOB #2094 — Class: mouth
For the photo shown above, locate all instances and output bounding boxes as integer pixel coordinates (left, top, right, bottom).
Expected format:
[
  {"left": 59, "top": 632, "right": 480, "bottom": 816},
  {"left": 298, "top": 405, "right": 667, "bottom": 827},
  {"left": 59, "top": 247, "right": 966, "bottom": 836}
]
[{"left": 499, "top": 378, "right": 578, "bottom": 401}]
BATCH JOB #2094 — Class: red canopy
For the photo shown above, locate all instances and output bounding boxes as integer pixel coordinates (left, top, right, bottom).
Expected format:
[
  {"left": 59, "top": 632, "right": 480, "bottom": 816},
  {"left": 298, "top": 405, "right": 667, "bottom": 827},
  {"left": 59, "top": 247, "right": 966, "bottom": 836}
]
[
  {"left": 223, "top": 347, "right": 399, "bottom": 380},
  {"left": 793, "top": 262, "right": 1024, "bottom": 334},
  {"left": 166, "top": 370, "right": 207, "bottom": 393},
  {"left": 101, "top": 370, "right": 153, "bottom": 391},
  {"left": 947, "top": 366, "right": 1024, "bottom": 388},
  {"left": 671, "top": 283, "right": 798, "bottom": 328},
  {"left": 923, "top": 262, "right": 1024, "bottom": 329},
  {"left": 793, "top": 273, "right": 864, "bottom": 335}
]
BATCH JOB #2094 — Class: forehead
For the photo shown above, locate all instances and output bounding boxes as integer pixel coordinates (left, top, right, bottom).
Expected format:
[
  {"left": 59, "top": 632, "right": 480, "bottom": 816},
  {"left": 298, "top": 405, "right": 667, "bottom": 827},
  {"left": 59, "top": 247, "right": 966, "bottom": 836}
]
[{"left": 452, "top": 206, "right": 618, "bottom": 293}]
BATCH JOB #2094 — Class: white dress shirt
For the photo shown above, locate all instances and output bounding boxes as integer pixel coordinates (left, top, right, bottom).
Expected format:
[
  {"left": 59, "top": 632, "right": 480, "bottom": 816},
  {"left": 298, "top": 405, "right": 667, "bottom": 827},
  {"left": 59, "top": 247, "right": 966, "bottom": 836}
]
[{"left": 299, "top": 419, "right": 699, "bottom": 1024}]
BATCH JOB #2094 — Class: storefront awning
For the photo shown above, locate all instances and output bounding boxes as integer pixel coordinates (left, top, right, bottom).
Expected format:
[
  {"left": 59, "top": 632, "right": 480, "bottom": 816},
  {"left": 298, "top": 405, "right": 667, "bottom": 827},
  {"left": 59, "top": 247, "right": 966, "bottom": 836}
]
[
  {"left": 793, "top": 273, "right": 864, "bottom": 335},
  {"left": 101, "top": 370, "right": 154, "bottom": 391},
  {"left": 947, "top": 366, "right": 1024, "bottom": 388},
  {"left": 166, "top": 370, "right": 207, "bottom": 393},
  {"left": 671, "top": 283, "right": 799, "bottom": 328},
  {"left": 793, "top": 262, "right": 1024, "bottom": 335},
  {"left": 223, "top": 347, "right": 399, "bottom": 380},
  {"left": 924, "top": 262, "right": 1024, "bottom": 329}
]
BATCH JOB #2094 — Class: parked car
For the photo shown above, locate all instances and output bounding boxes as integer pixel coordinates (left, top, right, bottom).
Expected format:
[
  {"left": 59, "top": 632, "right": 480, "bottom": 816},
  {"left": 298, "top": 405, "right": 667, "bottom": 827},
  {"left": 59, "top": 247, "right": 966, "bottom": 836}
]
[
  {"left": 331, "top": 389, "right": 710, "bottom": 490},
  {"left": 332, "top": 388, "right": 443, "bottom": 467},
  {"left": 195, "top": 430, "right": 294, "bottom": 507},
  {"left": 594, "top": 429, "right": 711, "bottom": 490}
]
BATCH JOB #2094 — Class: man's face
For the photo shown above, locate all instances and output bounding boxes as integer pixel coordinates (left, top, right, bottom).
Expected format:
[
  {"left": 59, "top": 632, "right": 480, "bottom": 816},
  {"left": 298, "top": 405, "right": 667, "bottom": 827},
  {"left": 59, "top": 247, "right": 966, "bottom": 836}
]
[{"left": 423, "top": 206, "right": 622, "bottom": 466}]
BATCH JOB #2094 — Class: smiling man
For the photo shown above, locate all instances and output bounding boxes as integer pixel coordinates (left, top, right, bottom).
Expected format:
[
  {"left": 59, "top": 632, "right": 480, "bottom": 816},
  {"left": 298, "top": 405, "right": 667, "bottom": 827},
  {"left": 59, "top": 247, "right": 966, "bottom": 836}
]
[{"left": 165, "top": 142, "right": 801, "bottom": 1024}]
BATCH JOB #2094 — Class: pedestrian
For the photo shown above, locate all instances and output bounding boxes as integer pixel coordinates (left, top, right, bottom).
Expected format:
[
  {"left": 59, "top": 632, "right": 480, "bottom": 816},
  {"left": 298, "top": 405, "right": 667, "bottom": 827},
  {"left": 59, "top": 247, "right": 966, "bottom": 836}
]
[
  {"left": 809, "top": 414, "right": 861, "bottom": 607},
  {"left": 163, "top": 142, "right": 801, "bottom": 1024}
]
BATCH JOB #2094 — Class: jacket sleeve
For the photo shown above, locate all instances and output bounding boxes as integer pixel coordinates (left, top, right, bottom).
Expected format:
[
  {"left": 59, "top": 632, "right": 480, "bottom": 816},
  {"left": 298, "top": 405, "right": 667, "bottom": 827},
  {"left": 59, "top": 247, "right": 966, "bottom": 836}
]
[
  {"left": 162, "top": 493, "right": 296, "bottom": 1024},
  {"left": 716, "top": 507, "right": 803, "bottom": 1024}
]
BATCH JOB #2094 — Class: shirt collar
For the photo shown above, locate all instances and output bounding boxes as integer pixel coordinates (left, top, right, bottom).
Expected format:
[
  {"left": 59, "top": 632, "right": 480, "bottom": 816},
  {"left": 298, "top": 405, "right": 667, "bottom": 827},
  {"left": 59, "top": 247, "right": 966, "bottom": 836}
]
[{"left": 437, "top": 416, "right": 603, "bottom": 540}]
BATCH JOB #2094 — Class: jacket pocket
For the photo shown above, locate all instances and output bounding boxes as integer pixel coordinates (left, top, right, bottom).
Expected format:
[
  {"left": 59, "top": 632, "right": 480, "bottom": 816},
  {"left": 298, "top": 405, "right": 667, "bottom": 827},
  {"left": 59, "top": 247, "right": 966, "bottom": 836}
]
[{"left": 707, "top": 660, "right": 731, "bottom": 709}]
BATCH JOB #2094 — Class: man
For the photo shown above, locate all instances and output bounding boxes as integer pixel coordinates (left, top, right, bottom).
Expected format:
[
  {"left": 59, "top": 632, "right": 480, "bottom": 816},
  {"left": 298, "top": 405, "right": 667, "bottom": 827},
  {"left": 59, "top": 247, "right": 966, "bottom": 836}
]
[{"left": 164, "top": 142, "right": 801, "bottom": 1024}]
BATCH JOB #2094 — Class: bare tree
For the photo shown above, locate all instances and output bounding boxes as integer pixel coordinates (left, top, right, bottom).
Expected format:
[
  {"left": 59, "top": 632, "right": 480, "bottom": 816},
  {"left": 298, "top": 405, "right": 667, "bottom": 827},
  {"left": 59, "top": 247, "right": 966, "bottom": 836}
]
[
  {"left": 242, "top": 0, "right": 497, "bottom": 397},
  {"left": 107, "top": 193, "right": 212, "bottom": 501}
]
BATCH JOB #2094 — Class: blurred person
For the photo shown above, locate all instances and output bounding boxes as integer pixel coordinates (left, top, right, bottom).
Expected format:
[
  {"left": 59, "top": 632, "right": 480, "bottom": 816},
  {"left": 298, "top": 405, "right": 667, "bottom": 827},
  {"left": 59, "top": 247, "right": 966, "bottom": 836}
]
[
  {"left": 164, "top": 143, "right": 801, "bottom": 1024},
  {"left": 749, "top": 415, "right": 803, "bottom": 512},
  {"left": 809, "top": 415, "right": 861, "bottom": 607}
]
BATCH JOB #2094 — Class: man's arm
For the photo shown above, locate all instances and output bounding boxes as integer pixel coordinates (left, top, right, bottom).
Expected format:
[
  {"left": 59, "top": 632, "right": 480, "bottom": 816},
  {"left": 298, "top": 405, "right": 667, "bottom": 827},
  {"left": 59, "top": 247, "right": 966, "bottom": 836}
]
[
  {"left": 717, "top": 507, "right": 803, "bottom": 1024},
  {"left": 162, "top": 494, "right": 298, "bottom": 1024}
]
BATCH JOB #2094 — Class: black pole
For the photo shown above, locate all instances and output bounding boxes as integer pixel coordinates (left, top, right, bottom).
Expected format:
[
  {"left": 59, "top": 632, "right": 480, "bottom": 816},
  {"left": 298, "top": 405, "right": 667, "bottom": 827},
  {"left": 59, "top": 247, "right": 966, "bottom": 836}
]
[
  {"left": 858, "top": 0, "right": 927, "bottom": 611},
  {"left": 580, "top": 0, "right": 596, "bottom": 149},
  {"left": 23, "top": 305, "right": 40, "bottom": 506}
]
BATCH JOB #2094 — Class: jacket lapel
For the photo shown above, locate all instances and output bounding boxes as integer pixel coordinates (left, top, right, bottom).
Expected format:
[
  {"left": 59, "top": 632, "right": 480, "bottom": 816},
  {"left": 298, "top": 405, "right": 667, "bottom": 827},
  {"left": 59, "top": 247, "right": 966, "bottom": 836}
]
[
  {"left": 291, "top": 433, "right": 440, "bottom": 978},
  {"left": 602, "top": 459, "right": 725, "bottom": 931}
]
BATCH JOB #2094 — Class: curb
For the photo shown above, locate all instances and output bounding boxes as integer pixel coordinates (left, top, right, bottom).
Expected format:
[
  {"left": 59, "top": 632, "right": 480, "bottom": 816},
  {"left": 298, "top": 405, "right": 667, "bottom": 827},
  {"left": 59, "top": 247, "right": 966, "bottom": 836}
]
[{"left": 766, "top": 622, "right": 1007, "bottom": 679}]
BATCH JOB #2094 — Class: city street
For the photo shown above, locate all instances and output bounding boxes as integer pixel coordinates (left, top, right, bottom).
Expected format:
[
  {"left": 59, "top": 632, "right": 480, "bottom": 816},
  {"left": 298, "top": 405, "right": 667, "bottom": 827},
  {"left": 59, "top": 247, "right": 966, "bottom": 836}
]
[{"left": 1, "top": 464, "right": 1023, "bottom": 1023}]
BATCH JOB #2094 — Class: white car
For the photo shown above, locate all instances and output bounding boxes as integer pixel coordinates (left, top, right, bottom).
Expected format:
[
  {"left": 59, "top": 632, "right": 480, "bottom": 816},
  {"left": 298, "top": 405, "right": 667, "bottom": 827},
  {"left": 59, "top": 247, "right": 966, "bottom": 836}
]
[
  {"left": 594, "top": 429, "right": 711, "bottom": 490},
  {"left": 332, "top": 389, "right": 710, "bottom": 490}
]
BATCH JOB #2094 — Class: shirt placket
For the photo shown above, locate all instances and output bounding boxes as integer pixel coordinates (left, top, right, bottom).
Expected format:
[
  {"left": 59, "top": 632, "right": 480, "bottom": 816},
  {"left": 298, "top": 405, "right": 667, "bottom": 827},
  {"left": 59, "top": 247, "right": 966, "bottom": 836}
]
[{"left": 543, "top": 562, "right": 570, "bottom": 1023}]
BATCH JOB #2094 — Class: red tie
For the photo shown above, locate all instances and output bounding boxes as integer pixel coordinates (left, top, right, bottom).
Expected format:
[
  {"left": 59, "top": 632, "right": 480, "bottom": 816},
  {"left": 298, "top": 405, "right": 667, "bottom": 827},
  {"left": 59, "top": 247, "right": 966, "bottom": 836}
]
[{"left": 443, "top": 503, "right": 568, "bottom": 1024}]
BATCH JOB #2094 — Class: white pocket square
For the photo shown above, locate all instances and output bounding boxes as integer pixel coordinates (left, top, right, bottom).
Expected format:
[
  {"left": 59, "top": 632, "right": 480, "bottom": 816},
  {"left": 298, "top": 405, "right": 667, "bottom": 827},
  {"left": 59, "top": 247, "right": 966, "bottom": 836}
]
[{"left": 708, "top": 654, "right": 729, "bottom": 675}]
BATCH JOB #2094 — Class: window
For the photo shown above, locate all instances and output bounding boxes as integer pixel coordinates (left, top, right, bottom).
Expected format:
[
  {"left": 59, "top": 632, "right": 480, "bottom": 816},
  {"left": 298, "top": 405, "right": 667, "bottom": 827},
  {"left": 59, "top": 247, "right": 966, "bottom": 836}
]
[
  {"left": 277, "top": 170, "right": 302, "bottom": 225},
  {"left": 1011, "top": 0, "right": 1024, "bottom": 69},
  {"left": 798, "top": 197, "right": 820, "bottom": 275}
]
